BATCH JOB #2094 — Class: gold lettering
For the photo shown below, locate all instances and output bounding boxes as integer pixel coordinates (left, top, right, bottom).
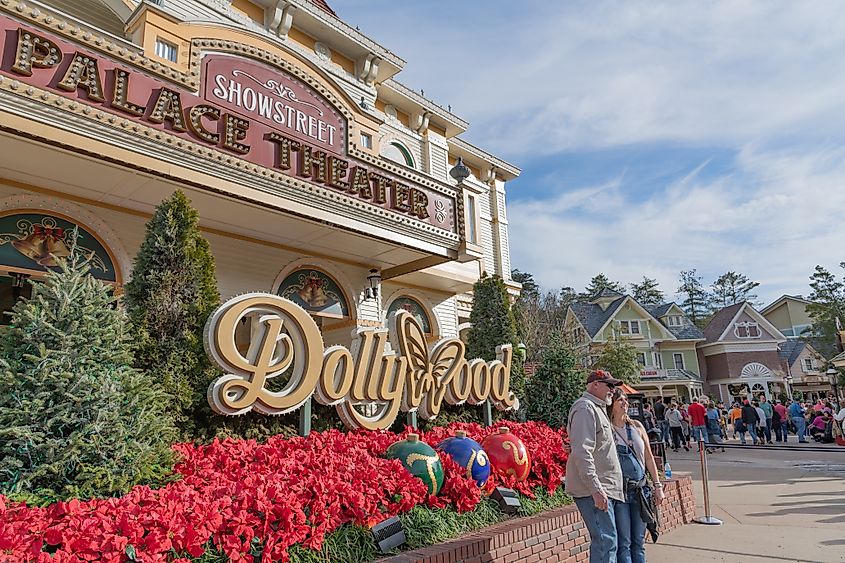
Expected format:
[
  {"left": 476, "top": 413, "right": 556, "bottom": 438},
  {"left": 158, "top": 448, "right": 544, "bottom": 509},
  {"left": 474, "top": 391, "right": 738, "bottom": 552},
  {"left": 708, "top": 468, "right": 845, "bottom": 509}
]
[
  {"left": 369, "top": 173, "right": 391, "bottom": 204},
  {"left": 147, "top": 88, "right": 188, "bottom": 132},
  {"left": 349, "top": 166, "right": 372, "bottom": 198},
  {"left": 11, "top": 29, "right": 62, "bottom": 76},
  {"left": 265, "top": 132, "right": 300, "bottom": 170},
  {"left": 57, "top": 53, "right": 105, "bottom": 102},
  {"left": 187, "top": 104, "right": 221, "bottom": 144},
  {"left": 111, "top": 69, "right": 146, "bottom": 116},
  {"left": 298, "top": 145, "right": 328, "bottom": 183},
  {"left": 391, "top": 183, "right": 412, "bottom": 212},
  {"left": 412, "top": 189, "right": 430, "bottom": 220},
  {"left": 327, "top": 156, "right": 350, "bottom": 190},
  {"left": 205, "top": 294, "right": 517, "bottom": 431},
  {"left": 222, "top": 113, "right": 250, "bottom": 154}
]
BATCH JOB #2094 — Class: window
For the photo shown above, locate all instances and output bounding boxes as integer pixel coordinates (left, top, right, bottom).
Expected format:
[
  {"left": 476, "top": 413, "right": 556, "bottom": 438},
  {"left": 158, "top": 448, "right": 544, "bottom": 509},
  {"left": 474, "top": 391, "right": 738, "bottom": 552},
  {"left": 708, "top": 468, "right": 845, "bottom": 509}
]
[
  {"left": 620, "top": 320, "right": 640, "bottom": 335},
  {"left": 734, "top": 321, "right": 761, "bottom": 339},
  {"left": 382, "top": 141, "right": 416, "bottom": 168},
  {"left": 802, "top": 358, "right": 815, "bottom": 372},
  {"left": 673, "top": 353, "right": 685, "bottom": 370},
  {"left": 466, "top": 195, "right": 478, "bottom": 244},
  {"left": 667, "top": 315, "right": 684, "bottom": 327},
  {"left": 653, "top": 352, "right": 663, "bottom": 369},
  {"left": 360, "top": 133, "right": 373, "bottom": 149},
  {"left": 154, "top": 38, "right": 178, "bottom": 63},
  {"left": 637, "top": 353, "right": 646, "bottom": 366}
]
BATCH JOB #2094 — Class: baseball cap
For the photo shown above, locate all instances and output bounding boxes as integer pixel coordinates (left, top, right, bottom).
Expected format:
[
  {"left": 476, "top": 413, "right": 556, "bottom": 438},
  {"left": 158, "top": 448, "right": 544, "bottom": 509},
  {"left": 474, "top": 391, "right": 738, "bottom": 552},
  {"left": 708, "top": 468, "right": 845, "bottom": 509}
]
[{"left": 586, "top": 369, "right": 622, "bottom": 386}]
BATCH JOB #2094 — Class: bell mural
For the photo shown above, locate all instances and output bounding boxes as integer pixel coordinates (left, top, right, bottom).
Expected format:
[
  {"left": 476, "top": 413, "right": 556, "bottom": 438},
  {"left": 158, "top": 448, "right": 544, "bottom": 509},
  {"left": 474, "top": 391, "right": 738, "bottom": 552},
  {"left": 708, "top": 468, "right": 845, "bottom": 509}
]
[
  {"left": 480, "top": 427, "right": 531, "bottom": 482},
  {"left": 203, "top": 293, "right": 519, "bottom": 431},
  {"left": 385, "top": 434, "right": 444, "bottom": 495},
  {"left": 0, "top": 213, "right": 115, "bottom": 281}
]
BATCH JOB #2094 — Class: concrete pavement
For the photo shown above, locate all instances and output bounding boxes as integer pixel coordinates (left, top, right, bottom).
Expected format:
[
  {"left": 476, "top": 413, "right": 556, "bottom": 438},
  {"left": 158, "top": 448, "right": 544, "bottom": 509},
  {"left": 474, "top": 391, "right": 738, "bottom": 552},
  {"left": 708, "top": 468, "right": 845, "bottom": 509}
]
[{"left": 646, "top": 439, "right": 845, "bottom": 563}]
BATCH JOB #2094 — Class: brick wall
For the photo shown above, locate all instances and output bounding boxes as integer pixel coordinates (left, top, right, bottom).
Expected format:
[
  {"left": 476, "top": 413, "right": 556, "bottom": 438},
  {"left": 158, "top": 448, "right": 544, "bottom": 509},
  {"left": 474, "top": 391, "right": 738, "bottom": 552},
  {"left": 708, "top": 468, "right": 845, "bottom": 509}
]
[{"left": 381, "top": 473, "right": 696, "bottom": 563}]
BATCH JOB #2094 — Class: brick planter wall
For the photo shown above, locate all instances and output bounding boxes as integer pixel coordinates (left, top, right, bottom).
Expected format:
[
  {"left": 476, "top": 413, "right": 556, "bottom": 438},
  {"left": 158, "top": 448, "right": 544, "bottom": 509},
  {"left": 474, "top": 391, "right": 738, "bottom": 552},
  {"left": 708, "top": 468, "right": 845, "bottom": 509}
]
[{"left": 381, "top": 473, "right": 696, "bottom": 563}]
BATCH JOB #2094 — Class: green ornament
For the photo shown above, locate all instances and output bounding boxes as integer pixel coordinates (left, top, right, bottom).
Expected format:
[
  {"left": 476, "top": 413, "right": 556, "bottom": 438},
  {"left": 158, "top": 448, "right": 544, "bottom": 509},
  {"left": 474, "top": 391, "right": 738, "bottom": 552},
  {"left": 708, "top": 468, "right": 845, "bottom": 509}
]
[{"left": 385, "top": 433, "right": 444, "bottom": 495}]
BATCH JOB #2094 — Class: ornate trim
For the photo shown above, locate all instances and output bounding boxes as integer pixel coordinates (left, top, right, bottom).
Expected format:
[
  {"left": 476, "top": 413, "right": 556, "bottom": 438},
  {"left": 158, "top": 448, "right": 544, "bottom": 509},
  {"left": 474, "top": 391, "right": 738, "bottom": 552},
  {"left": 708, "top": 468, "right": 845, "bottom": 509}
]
[
  {"left": 382, "top": 288, "right": 441, "bottom": 337},
  {"left": 271, "top": 257, "right": 358, "bottom": 321}
]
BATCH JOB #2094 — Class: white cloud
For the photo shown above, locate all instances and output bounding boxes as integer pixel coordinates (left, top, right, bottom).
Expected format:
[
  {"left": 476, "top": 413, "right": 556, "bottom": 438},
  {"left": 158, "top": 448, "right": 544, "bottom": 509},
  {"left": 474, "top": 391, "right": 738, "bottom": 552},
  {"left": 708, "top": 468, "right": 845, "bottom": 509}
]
[{"left": 509, "top": 144, "right": 845, "bottom": 305}]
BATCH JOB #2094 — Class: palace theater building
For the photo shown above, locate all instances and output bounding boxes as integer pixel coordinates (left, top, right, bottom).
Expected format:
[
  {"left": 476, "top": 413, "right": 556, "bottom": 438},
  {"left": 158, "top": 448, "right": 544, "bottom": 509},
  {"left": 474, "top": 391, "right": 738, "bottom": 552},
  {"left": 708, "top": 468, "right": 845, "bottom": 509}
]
[{"left": 0, "top": 0, "right": 520, "bottom": 348}]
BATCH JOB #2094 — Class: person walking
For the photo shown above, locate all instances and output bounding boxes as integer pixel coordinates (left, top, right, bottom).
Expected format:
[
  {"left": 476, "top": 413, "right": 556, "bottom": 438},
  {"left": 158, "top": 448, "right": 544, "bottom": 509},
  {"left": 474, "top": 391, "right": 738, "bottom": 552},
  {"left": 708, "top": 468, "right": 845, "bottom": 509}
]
[
  {"left": 729, "top": 402, "right": 742, "bottom": 439},
  {"left": 753, "top": 401, "right": 768, "bottom": 445},
  {"left": 774, "top": 400, "right": 789, "bottom": 442},
  {"left": 665, "top": 402, "right": 687, "bottom": 452},
  {"left": 740, "top": 400, "right": 760, "bottom": 445},
  {"left": 789, "top": 398, "right": 808, "bottom": 443},
  {"left": 679, "top": 402, "right": 692, "bottom": 449},
  {"left": 653, "top": 397, "right": 667, "bottom": 444},
  {"left": 566, "top": 370, "right": 625, "bottom": 563},
  {"left": 688, "top": 397, "right": 708, "bottom": 444},
  {"left": 759, "top": 395, "right": 774, "bottom": 445},
  {"left": 706, "top": 401, "right": 726, "bottom": 452},
  {"left": 608, "top": 388, "right": 665, "bottom": 563}
]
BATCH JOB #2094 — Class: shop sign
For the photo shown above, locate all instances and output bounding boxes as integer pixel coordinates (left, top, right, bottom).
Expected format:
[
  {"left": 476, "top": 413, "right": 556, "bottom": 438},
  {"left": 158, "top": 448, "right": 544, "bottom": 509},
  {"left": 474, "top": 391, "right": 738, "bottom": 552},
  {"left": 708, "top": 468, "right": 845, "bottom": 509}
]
[
  {"left": 204, "top": 293, "right": 519, "bottom": 431},
  {"left": 0, "top": 21, "right": 455, "bottom": 232}
]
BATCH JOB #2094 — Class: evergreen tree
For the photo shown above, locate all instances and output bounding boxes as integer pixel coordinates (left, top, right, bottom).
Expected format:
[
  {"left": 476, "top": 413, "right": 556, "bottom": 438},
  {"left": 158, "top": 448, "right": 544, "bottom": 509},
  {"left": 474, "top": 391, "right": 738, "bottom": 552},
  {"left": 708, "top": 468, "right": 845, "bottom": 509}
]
[
  {"left": 124, "top": 190, "right": 220, "bottom": 434},
  {"left": 0, "top": 248, "right": 175, "bottom": 504},
  {"left": 511, "top": 269, "right": 540, "bottom": 301},
  {"left": 630, "top": 276, "right": 665, "bottom": 306},
  {"left": 806, "top": 264, "right": 845, "bottom": 357},
  {"left": 594, "top": 337, "right": 641, "bottom": 385},
  {"left": 710, "top": 271, "right": 760, "bottom": 308},
  {"left": 581, "top": 273, "right": 624, "bottom": 299},
  {"left": 524, "top": 332, "right": 585, "bottom": 427},
  {"left": 677, "top": 269, "right": 710, "bottom": 326},
  {"left": 466, "top": 273, "right": 525, "bottom": 412}
]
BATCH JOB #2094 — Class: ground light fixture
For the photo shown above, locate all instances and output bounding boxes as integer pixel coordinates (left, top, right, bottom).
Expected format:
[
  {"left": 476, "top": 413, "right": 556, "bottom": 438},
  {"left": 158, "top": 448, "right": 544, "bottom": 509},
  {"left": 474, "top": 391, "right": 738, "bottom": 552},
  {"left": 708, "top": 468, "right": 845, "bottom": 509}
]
[
  {"left": 365, "top": 268, "right": 381, "bottom": 300},
  {"left": 491, "top": 486, "right": 521, "bottom": 514},
  {"left": 371, "top": 515, "right": 406, "bottom": 553}
]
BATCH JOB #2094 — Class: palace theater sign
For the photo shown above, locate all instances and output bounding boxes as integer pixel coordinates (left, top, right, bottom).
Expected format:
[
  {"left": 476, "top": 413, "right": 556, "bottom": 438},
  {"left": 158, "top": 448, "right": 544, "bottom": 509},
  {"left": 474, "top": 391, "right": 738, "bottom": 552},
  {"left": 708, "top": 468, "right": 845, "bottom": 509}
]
[
  {"left": 204, "top": 293, "right": 519, "bottom": 431},
  {"left": 0, "top": 22, "right": 455, "bottom": 231}
]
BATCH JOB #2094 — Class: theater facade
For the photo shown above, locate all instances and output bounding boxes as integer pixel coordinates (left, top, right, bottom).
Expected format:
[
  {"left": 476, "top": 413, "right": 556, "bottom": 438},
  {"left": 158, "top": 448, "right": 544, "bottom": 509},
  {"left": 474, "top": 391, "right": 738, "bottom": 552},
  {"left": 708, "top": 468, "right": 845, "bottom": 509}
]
[{"left": 0, "top": 0, "right": 520, "bottom": 350}]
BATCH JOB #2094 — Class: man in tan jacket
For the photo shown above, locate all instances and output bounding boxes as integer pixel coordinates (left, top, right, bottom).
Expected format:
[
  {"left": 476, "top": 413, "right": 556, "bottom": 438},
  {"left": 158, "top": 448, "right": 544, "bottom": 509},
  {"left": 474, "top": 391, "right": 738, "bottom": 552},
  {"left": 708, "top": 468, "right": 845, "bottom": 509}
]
[{"left": 566, "top": 370, "right": 624, "bottom": 563}]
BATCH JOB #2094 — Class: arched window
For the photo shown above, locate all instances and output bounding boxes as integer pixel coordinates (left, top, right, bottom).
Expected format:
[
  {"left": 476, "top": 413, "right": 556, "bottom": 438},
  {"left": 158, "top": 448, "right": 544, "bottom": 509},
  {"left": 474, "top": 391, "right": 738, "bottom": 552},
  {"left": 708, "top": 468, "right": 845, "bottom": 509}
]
[
  {"left": 740, "top": 362, "right": 773, "bottom": 379},
  {"left": 386, "top": 296, "right": 432, "bottom": 334},
  {"left": 277, "top": 268, "right": 349, "bottom": 318},
  {"left": 382, "top": 141, "right": 416, "bottom": 169}
]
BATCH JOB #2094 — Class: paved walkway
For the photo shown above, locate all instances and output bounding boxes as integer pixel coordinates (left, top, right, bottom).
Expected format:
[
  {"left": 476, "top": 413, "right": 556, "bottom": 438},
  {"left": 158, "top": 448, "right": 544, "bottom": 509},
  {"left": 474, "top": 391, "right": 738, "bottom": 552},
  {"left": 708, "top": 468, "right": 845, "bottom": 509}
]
[{"left": 647, "top": 440, "right": 845, "bottom": 563}]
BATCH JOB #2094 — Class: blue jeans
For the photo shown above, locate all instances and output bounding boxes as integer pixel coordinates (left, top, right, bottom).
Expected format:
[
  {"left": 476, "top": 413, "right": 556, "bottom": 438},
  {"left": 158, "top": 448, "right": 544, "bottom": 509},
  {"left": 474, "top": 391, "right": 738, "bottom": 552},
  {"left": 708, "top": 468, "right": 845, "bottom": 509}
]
[
  {"left": 763, "top": 418, "right": 773, "bottom": 442},
  {"left": 691, "top": 425, "right": 708, "bottom": 443},
  {"left": 792, "top": 416, "right": 807, "bottom": 441},
  {"left": 660, "top": 419, "right": 670, "bottom": 444},
  {"left": 615, "top": 498, "right": 646, "bottom": 563},
  {"left": 575, "top": 495, "right": 619, "bottom": 563}
]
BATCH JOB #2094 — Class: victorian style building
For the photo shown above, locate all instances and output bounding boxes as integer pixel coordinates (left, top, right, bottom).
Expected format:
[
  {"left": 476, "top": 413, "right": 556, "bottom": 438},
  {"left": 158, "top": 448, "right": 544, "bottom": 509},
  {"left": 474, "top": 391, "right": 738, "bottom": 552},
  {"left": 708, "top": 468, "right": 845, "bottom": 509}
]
[{"left": 0, "top": 0, "right": 519, "bottom": 350}]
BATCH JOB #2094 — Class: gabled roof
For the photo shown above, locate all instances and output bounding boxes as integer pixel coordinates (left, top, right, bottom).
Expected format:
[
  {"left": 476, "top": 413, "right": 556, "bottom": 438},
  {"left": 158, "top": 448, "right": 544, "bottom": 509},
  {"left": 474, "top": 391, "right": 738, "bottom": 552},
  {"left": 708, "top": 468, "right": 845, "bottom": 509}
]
[
  {"left": 646, "top": 303, "right": 705, "bottom": 341},
  {"left": 309, "top": 0, "right": 337, "bottom": 17},
  {"left": 761, "top": 294, "right": 812, "bottom": 316},
  {"left": 570, "top": 298, "right": 626, "bottom": 338},
  {"left": 703, "top": 302, "right": 745, "bottom": 343},
  {"left": 592, "top": 288, "right": 625, "bottom": 300},
  {"left": 702, "top": 302, "right": 787, "bottom": 344},
  {"left": 778, "top": 340, "right": 805, "bottom": 367}
]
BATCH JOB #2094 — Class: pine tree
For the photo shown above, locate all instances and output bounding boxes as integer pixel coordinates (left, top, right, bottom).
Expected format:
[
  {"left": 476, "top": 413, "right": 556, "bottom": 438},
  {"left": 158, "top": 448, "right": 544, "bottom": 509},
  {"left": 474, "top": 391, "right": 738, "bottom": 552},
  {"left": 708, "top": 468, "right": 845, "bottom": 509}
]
[
  {"left": 124, "top": 190, "right": 220, "bottom": 435},
  {"left": 524, "top": 332, "right": 585, "bottom": 427},
  {"left": 710, "top": 271, "right": 760, "bottom": 308},
  {"left": 630, "top": 276, "right": 665, "bottom": 306},
  {"left": 806, "top": 264, "right": 845, "bottom": 357},
  {"left": 594, "top": 337, "right": 641, "bottom": 385},
  {"left": 581, "top": 273, "right": 624, "bottom": 299},
  {"left": 0, "top": 248, "right": 175, "bottom": 504},
  {"left": 677, "top": 269, "right": 710, "bottom": 326},
  {"left": 466, "top": 273, "right": 525, "bottom": 417}
]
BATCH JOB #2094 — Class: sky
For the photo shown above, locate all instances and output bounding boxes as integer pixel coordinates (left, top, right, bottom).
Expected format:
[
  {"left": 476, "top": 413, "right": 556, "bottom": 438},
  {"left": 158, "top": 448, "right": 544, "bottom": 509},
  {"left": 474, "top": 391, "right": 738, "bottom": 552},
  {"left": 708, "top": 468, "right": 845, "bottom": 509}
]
[{"left": 329, "top": 0, "right": 845, "bottom": 306}]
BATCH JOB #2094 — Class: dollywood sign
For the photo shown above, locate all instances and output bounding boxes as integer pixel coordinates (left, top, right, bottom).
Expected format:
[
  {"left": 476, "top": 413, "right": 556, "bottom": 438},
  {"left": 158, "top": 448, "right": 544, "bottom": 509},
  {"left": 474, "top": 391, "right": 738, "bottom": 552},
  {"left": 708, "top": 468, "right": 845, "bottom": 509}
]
[{"left": 204, "top": 293, "right": 519, "bottom": 431}]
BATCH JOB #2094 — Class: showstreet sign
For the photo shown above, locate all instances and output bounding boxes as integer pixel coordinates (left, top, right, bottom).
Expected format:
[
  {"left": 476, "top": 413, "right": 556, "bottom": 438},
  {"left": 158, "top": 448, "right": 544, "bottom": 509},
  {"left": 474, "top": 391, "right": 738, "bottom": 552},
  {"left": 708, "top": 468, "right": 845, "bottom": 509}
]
[{"left": 204, "top": 293, "right": 518, "bottom": 431}]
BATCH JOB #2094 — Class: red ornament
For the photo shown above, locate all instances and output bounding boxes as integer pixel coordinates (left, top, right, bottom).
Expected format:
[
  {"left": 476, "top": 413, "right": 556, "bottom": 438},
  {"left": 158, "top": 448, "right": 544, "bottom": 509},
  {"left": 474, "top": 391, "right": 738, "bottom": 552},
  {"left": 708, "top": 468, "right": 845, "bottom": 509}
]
[{"left": 481, "top": 426, "right": 531, "bottom": 481}]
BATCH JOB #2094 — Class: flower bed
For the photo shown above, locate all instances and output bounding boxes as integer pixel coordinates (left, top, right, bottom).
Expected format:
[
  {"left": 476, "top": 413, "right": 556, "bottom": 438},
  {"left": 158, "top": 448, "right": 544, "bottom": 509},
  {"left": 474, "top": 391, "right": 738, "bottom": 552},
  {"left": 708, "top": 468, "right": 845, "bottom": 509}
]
[{"left": 0, "top": 422, "right": 569, "bottom": 563}]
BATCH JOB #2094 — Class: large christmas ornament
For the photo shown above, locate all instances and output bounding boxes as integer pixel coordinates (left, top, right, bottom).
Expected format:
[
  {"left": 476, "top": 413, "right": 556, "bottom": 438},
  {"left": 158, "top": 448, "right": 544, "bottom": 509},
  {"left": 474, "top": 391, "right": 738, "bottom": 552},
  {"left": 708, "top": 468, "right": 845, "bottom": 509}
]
[
  {"left": 481, "top": 426, "right": 531, "bottom": 481},
  {"left": 437, "top": 430, "right": 491, "bottom": 487},
  {"left": 385, "top": 433, "right": 444, "bottom": 495}
]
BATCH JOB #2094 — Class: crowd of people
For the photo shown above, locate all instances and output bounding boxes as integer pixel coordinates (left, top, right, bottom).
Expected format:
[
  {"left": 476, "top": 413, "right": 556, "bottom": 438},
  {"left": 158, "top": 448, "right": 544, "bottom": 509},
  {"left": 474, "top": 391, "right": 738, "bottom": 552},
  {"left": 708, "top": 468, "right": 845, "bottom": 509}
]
[
  {"left": 565, "top": 370, "right": 844, "bottom": 563},
  {"left": 642, "top": 393, "right": 845, "bottom": 448}
]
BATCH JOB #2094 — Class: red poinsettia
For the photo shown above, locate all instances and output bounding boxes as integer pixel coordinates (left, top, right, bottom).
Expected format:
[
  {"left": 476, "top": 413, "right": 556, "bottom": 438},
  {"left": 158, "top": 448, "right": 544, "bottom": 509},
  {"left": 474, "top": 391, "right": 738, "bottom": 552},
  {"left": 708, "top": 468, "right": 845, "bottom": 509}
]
[{"left": 0, "top": 421, "right": 568, "bottom": 562}]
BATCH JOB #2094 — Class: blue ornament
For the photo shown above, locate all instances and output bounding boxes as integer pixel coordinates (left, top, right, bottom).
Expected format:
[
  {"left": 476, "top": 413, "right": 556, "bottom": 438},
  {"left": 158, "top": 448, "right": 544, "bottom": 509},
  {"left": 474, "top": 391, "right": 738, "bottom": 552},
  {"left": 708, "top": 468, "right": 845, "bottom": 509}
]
[{"left": 437, "top": 430, "right": 491, "bottom": 487}]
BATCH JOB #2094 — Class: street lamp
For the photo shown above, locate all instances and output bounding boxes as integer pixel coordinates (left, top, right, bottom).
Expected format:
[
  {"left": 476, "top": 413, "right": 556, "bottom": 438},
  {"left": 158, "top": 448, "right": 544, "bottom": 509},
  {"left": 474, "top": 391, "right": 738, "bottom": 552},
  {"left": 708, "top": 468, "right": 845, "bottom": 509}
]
[
  {"left": 826, "top": 368, "right": 840, "bottom": 402},
  {"left": 784, "top": 373, "right": 793, "bottom": 401}
]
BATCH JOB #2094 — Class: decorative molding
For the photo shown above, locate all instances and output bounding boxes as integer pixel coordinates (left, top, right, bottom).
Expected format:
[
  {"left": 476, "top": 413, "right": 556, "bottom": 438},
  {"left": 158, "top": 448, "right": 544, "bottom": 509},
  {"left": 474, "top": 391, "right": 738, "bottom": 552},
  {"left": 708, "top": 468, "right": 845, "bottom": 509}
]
[
  {"left": 382, "top": 287, "right": 441, "bottom": 337},
  {"left": 313, "top": 41, "right": 331, "bottom": 61},
  {"left": 700, "top": 342, "right": 780, "bottom": 356},
  {"left": 271, "top": 256, "right": 359, "bottom": 321}
]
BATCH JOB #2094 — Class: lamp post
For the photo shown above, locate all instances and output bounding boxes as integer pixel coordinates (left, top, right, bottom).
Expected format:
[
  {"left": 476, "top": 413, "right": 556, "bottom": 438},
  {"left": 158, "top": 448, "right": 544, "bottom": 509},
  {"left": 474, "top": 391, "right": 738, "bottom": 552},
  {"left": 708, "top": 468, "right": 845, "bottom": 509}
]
[
  {"left": 784, "top": 373, "right": 794, "bottom": 401},
  {"left": 826, "top": 368, "right": 840, "bottom": 402}
]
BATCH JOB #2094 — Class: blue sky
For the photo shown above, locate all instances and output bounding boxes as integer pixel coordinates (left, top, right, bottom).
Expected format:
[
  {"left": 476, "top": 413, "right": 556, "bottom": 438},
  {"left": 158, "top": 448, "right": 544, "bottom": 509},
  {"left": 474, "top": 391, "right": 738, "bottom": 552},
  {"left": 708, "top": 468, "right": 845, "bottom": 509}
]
[{"left": 330, "top": 0, "right": 845, "bottom": 305}]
